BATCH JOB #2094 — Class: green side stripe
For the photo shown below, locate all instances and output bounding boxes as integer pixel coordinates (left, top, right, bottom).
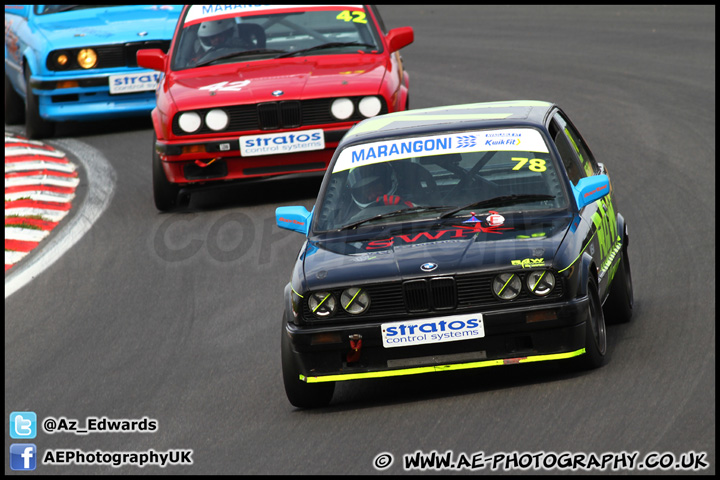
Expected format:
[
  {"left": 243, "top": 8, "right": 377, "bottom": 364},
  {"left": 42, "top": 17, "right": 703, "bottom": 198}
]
[
  {"left": 558, "top": 232, "right": 596, "bottom": 273},
  {"left": 300, "top": 348, "right": 586, "bottom": 383}
]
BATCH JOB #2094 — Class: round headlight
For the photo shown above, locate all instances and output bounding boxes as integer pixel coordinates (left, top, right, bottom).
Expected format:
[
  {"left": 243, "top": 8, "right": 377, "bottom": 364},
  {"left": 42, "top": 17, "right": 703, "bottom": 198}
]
[
  {"left": 526, "top": 270, "right": 556, "bottom": 296},
  {"left": 331, "top": 98, "right": 354, "bottom": 120},
  {"left": 358, "top": 96, "right": 382, "bottom": 117},
  {"left": 341, "top": 287, "right": 370, "bottom": 315},
  {"left": 77, "top": 48, "right": 97, "bottom": 69},
  {"left": 205, "top": 109, "right": 229, "bottom": 131},
  {"left": 308, "top": 291, "right": 337, "bottom": 318},
  {"left": 178, "top": 112, "right": 202, "bottom": 133},
  {"left": 55, "top": 53, "right": 69, "bottom": 67},
  {"left": 492, "top": 273, "right": 521, "bottom": 300}
]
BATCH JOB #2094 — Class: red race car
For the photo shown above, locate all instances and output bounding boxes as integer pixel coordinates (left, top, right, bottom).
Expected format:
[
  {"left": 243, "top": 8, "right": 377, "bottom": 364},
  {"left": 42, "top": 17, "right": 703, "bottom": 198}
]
[{"left": 137, "top": 5, "right": 414, "bottom": 210}]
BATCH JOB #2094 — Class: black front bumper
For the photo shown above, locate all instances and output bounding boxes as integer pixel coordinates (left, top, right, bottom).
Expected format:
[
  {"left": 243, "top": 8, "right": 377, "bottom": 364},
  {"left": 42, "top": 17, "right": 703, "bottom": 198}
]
[{"left": 284, "top": 297, "right": 590, "bottom": 383}]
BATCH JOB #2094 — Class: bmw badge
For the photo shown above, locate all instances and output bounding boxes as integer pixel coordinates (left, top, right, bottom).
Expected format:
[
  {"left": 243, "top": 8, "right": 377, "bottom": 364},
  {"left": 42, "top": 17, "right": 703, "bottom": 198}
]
[{"left": 421, "top": 262, "right": 438, "bottom": 272}]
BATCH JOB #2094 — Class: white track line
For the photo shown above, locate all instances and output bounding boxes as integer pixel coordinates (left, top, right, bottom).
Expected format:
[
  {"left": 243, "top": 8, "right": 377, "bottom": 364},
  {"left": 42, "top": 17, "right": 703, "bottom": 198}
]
[{"left": 5, "top": 138, "right": 116, "bottom": 299}]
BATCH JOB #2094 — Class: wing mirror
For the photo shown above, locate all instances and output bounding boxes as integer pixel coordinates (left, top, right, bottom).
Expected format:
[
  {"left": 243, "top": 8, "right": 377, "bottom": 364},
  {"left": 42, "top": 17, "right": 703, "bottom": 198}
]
[
  {"left": 276, "top": 206, "right": 312, "bottom": 236},
  {"left": 385, "top": 26, "right": 414, "bottom": 53},
  {"left": 573, "top": 175, "right": 610, "bottom": 209},
  {"left": 137, "top": 49, "right": 167, "bottom": 71}
]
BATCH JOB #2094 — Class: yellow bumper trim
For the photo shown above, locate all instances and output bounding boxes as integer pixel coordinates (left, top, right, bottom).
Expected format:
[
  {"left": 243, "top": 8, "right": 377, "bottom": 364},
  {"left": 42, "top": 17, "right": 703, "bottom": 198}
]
[{"left": 300, "top": 348, "right": 586, "bottom": 383}]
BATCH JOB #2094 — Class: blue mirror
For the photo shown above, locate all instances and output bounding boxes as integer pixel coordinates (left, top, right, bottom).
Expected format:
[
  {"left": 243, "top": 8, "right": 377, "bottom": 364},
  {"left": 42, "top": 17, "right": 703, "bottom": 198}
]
[
  {"left": 276, "top": 206, "right": 312, "bottom": 235},
  {"left": 572, "top": 174, "right": 610, "bottom": 209}
]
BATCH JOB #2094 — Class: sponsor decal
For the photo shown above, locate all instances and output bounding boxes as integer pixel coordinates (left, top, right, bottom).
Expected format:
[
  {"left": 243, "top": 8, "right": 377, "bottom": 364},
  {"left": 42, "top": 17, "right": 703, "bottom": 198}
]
[
  {"left": 364, "top": 222, "right": 513, "bottom": 251},
  {"left": 486, "top": 210, "right": 505, "bottom": 227},
  {"left": 511, "top": 258, "right": 545, "bottom": 269},
  {"left": 382, "top": 314, "right": 485, "bottom": 348},
  {"left": 277, "top": 217, "right": 305, "bottom": 226},
  {"left": 240, "top": 129, "right": 324, "bottom": 157},
  {"left": 334, "top": 128, "right": 549, "bottom": 173},
  {"left": 109, "top": 72, "right": 162, "bottom": 94},
  {"left": 184, "top": 5, "right": 363, "bottom": 26}
]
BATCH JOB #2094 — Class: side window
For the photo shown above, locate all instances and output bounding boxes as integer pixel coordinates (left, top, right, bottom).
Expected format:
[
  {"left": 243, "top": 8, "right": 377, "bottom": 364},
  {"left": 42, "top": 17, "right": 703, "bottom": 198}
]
[
  {"left": 558, "top": 113, "right": 599, "bottom": 177},
  {"left": 549, "top": 117, "right": 584, "bottom": 186}
]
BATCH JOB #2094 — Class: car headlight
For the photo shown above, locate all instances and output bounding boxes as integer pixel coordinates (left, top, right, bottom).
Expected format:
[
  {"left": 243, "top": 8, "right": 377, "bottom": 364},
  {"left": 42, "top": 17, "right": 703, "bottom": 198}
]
[
  {"left": 341, "top": 287, "right": 370, "bottom": 314},
  {"left": 526, "top": 270, "right": 556, "bottom": 296},
  {"left": 178, "top": 112, "right": 202, "bottom": 133},
  {"left": 308, "top": 291, "right": 337, "bottom": 318},
  {"left": 205, "top": 109, "right": 229, "bottom": 131},
  {"left": 77, "top": 48, "right": 97, "bottom": 69},
  {"left": 492, "top": 273, "right": 521, "bottom": 300},
  {"left": 331, "top": 98, "right": 354, "bottom": 120},
  {"left": 51, "top": 51, "right": 70, "bottom": 69},
  {"left": 358, "top": 96, "right": 382, "bottom": 118}
]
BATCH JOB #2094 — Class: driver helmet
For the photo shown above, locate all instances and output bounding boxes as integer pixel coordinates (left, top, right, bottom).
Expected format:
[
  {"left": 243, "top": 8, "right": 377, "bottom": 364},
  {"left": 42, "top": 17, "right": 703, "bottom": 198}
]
[
  {"left": 348, "top": 163, "right": 398, "bottom": 207},
  {"left": 198, "top": 19, "right": 236, "bottom": 51}
]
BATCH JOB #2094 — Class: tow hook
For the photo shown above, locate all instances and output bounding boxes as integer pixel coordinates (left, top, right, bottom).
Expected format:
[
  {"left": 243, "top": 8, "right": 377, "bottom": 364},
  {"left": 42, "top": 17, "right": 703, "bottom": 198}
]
[
  {"left": 347, "top": 334, "right": 363, "bottom": 363},
  {"left": 194, "top": 158, "right": 217, "bottom": 168}
]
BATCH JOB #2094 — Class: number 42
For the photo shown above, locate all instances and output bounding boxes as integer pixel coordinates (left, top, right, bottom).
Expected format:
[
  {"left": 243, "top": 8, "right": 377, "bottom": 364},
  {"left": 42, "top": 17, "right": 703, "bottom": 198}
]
[{"left": 336, "top": 10, "right": 367, "bottom": 24}]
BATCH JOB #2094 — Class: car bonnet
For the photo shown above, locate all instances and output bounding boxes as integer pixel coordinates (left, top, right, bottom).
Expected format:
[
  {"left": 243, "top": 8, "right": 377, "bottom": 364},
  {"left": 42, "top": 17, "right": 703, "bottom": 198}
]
[
  {"left": 165, "top": 55, "right": 388, "bottom": 110},
  {"left": 32, "top": 6, "right": 181, "bottom": 48},
  {"left": 299, "top": 211, "right": 575, "bottom": 291}
]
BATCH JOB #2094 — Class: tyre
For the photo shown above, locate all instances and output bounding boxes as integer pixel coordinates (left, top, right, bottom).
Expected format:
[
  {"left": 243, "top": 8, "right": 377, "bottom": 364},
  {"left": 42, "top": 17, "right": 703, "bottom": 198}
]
[
  {"left": 152, "top": 133, "right": 182, "bottom": 211},
  {"left": 24, "top": 69, "right": 55, "bottom": 139},
  {"left": 5, "top": 73, "right": 25, "bottom": 125},
  {"left": 579, "top": 276, "right": 607, "bottom": 369},
  {"left": 281, "top": 323, "right": 334, "bottom": 408},
  {"left": 603, "top": 243, "right": 633, "bottom": 324}
]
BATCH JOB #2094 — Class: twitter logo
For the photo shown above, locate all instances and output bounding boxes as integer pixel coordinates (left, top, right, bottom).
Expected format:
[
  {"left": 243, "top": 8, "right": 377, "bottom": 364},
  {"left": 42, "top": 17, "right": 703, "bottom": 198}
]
[{"left": 10, "top": 412, "right": 37, "bottom": 439}]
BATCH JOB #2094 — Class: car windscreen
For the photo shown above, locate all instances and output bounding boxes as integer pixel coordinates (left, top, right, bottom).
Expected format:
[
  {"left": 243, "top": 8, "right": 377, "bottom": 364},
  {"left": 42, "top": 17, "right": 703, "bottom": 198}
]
[
  {"left": 313, "top": 128, "right": 570, "bottom": 232},
  {"left": 171, "top": 5, "right": 382, "bottom": 70}
]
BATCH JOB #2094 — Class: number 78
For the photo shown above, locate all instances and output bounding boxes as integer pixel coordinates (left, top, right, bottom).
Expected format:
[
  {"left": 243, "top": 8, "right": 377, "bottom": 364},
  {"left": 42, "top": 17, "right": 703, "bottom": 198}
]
[{"left": 511, "top": 157, "right": 547, "bottom": 172}]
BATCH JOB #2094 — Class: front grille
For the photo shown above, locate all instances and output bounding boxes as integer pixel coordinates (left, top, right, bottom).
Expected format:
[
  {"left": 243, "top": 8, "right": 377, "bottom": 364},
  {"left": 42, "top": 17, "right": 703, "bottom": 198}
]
[
  {"left": 171, "top": 96, "right": 389, "bottom": 136},
  {"left": 257, "top": 101, "right": 301, "bottom": 129},
  {"left": 301, "top": 272, "right": 565, "bottom": 323},
  {"left": 404, "top": 278, "right": 456, "bottom": 312}
]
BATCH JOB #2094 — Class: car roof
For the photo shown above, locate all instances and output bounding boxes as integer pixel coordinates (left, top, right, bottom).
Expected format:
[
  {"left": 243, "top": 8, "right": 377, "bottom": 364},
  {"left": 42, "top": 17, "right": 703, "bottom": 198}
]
[{"left": 339, "top": 100, "right": 557, "bottom": 148}]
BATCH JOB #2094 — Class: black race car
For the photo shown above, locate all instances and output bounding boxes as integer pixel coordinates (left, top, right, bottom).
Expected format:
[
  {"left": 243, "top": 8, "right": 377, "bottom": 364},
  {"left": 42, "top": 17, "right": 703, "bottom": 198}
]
[{"left": 275, "top": 100, "right": 633, "bottom": 408}]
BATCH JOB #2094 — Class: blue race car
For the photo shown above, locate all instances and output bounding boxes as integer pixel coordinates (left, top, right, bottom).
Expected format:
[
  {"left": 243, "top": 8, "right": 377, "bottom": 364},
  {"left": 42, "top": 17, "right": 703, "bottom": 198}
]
[
  {"left": 4, "top": 5, "right": 181, "bottom": 138},
  {"left": 276, "top": 100, "right": 633, "bottom": 408}
]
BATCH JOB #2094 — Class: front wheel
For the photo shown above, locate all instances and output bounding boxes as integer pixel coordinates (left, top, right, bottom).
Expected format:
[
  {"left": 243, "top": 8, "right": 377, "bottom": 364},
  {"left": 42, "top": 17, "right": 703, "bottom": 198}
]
[
  {"left": 152, "top": 134, "right": 182, "bottom": 211},
  {"left": 579, "top": 276, "right": 607, "bottom": 369},
  {"left": 5, "top": 73, "right": 25, "bottom": 125},
  {"left": 281, "top": 323, "right": 334, "bottom": 409}
]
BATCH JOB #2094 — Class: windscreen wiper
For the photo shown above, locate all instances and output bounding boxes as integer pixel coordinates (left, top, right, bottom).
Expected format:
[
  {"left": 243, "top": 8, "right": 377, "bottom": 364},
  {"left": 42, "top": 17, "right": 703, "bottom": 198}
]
[
  {"left": 338, "top": 205, "right": 451, "bottom": 231},
  {"left": 437, "top": 194, "right": 556, "bottom": 219},
  {"left": 276, "top": 42, "right": 377, "bottom": 59},
  {"left": 195, "top": 48, "right": 287, "bottom": 67}
]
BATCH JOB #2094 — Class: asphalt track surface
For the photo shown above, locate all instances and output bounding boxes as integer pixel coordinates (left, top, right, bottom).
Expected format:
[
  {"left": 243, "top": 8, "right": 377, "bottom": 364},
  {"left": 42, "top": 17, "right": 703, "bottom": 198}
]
[{"left": 5, "top": 5, "right": 715, "bottom": 475}]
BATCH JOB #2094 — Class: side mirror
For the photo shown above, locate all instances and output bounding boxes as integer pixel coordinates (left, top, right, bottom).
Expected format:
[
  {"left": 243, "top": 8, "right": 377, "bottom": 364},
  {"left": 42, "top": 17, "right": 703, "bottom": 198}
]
[
  {"left": 276, "top": 206, "right": 312, "bottom": 236},
  {"left": 137, "top": 49, "right": 167, "bottom": 71},
  {"left": 385, "top": 27, "right": 414, "bottom": 53},
  {"left": 573, "top": 175, "right": 610, "bottom": 210}
]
